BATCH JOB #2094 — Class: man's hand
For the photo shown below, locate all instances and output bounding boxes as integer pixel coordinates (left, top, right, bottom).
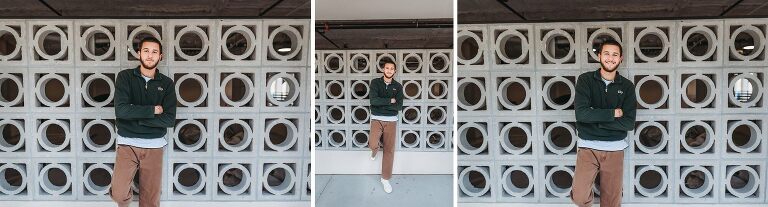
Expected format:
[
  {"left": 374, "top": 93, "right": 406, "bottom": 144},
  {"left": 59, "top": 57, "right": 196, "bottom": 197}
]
[
  {"left": 614, "top": 108, "right": 623, "bottom": 118},
  {"left": 154, "top": 105, "right": 163, "bottom": 114},
  {"left": 390, "top": 98, "right": 396, "bottom": 104}
]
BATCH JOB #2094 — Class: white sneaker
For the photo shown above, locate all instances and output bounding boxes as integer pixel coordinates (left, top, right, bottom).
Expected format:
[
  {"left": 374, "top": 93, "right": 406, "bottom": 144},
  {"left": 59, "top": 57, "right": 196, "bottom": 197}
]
[
  {"left": 380, "top": 178, "right": 392, "bottom": 193},
  {"left": 370, "top": 152, "right": 376, "bottom": 161}
]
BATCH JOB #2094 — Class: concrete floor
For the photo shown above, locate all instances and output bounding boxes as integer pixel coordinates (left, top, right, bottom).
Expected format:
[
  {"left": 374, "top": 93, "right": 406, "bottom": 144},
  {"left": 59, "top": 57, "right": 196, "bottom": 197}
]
[{"left": 315, "top": 174, "right": 453, "bottom": 207}]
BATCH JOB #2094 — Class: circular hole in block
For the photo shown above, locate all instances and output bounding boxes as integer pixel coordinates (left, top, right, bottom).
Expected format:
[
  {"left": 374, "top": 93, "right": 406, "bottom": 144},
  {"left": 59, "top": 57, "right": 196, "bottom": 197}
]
[
  {"left": 502, "top": 166, "right": 533, "bottom": 197},
  {"left": 427, "top": 106, "right": 446, "bottom": 124},
  {"left": 128, "top": 26, "right": 161, "bottom": 59},
  {"left": 375, "top": 54, "right": 395, "bottom": 72},
  {"left": 635, "top": 27, "right": 669, "bottom": 62},
  {"left": 39, "top": 163, "right": 71, "bottom": 195},
  {"left": 402, "top": 130, "right": 419, "bottom": 148},
  {"left": 0, "top": 74, "right": 23, "bottom": 107},
  {"left": 83, "top": 120, "right": 114, "bottom": 152},
  {"left": 402, "top": 106, "right": 420, "bottom": 124},
  {"left": 219, "top": 120, "right": 251, "bottom": 152},
  {"left": 403, "top": 53, "right": 423, "bottom": 73},
  {"left": 636, "top": 75, "right": 668, "bottom": 109},
  {"left": 427, "top": 131, "right": 444, "bottom": 148},
  {"left": 428, "top": 80, "right": 448, "bottom": 99},
  {"left": 350, "top": 54, "right": 369, "bottom": 73},
  {"left": 220, "top": 73, "right": 253, "bottom": 107},
  {"left": 37, "top": 74, "right": 70, "bottom": 107},
  {"left": 545, "top": 166, "right": 574, "bottom": 197},
  {"left": 496, "top": 30, "right": 527, "bottom": 63},
  {"left": 327, "top": 106, "right": 344, "bottom": 124},
  {"left": 268, "top": 26, "right": 301, "bottom": 60},
  {"left": 39, "top": 120, "right": 70, "bottom": 152},
  {"left": 218, "top": 164, "right": 250, "bottom": 195},
  {"left": 459, "top": 166, "right": 490, "bottom": 197},
  {"left": 266, "top": 119, "right": 297, "bottom": 152},
  {"left": 726, "top": 166, "right": 759, "bottom": 198},
  {"left": 35, "top": 25, "right": 67, "bottom": 60},
  {"left": 682, "top": 26, "right": 716, "bottom": 61},
  {"left": 588, "top": 29, "right": 621, "bottom": 61},
  {"left": 329, "top": 130, "right": 345, "bottom": 147},
  {"left": 81, "top": 26, "right": 114, "bottom": 60},
  {"left": 457, "top": 78, "right": 485, "bottom": 110},
  {"left": 729, "top": 25, "right": 765, "bottom": 60},
  {"left": 681, "top": 74, "right": 715, "bottom": 108},
  {"left": 498, "top": 77, "right": 530, "bottom": 110},
  {"left": 0, "top": 27, "right": 21, "bottom": 60},
  {"left": 267, "top": 74, "right": 299, "bottom": 106},
  {"left": 680, "top": 166, "right": 713, "bottom": 198},
  {"left": 542, "top": 29, "right": 575, "bottom": 63},
  {"left": 352, "top": 131, "right": 368, "bottom": 148},
  {"left": 174, "top": 120, "right": 205, "bottom": 152},
  {"left": 544, "top": 123, "right": 575, "bottom": 155},
  {"left": 457, "top": 31, "right": 482, "bottom": 64},
  {"left": 0, "top": 164, "right": 26, "bottom": 195},
  {"left": 84, "top": 164, "right": 112, "bottom": 195},
  {"left": 728, "top": 73, "right": 762, "bottom": 107},
  {"left": 0, "top": 120, "right": 24, "bottom": 152},
  {"left": 350, "top": 81, "right": 369, "bottom": 99},
  {"left": 176, "top": 74, "right": 206, "bottom": 106},
  {"left": 263, "top": 163, "right": 296, "bottom": 195},
  {"left": 635, "top": 165, "right": 667, "bottom": 197},
  {"left": 543, "top": 77, "right": 575, "bottom": 110},
  {"left": 500, "top": 123, "right": 531, "bottom": 154},
  {"left": 430, "top": 53, "right": 449, "bottom": 73},
  {"left": 174, "top": 164, "right": 205, "bottom": 195},
  {"left": 636, "top": 122, "right": 667, "bottom": 154},
  {"left": 727, "top": 120, "right": 761, "bottom": 153},
  {"left": 681, "top": 121, "right": 714, "bottom": 154},
  {"left": 351, "top": 106, "right": 368, "bottom": 124},
  {"left": 314, "top": 131, "right": 321, "bottom": 147},
  {"left": 458, "top": 123, "right": 487, "bottom": 155},
  {"left": 403, "top": 80, "right": 421, "bottom": 99},
  {"left": 82, "top": 74, "right": 114, "bottom": 107},
  {"left": 325, "top": 80, "right": 344, "bottom": 99},
  {"left": 221, "top": 25, "right": 256, "bottom": 60},
  {"left": 324, "top": 54, "right": 342, "bottom": 73}
]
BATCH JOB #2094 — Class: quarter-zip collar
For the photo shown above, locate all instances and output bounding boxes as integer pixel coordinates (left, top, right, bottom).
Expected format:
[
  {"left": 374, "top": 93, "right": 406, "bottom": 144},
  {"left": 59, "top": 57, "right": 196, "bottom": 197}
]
[
  {"left": 132, "top": 66, "right": 164, "bottom": 81},
  {"left": 591, "top": 68, "right": 623, "bottom": 84}
]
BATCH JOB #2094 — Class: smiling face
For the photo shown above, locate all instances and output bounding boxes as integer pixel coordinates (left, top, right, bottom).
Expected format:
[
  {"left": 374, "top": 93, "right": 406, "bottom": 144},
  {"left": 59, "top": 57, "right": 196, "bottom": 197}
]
[
  {"left": 598, "top": 44, "right": 623, "bottom": 73},
  {"left": 383, "top": 62, "right": 396, "bottom": 79},
  {"left": 138, "top": 41, "right": 162, "bottom": 70}
]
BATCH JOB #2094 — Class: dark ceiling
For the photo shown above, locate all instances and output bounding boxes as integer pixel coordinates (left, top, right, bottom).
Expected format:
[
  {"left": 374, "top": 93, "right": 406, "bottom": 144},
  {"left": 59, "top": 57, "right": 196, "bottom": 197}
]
[
  {"left": 0, "top": 0, "right": 310, "bottom": 18},
  {"left": 459, "top": 0, "right": 768, "bottom": 24},
  {"left": 315, "top": 19, "right": 453, "bottom": 50}
]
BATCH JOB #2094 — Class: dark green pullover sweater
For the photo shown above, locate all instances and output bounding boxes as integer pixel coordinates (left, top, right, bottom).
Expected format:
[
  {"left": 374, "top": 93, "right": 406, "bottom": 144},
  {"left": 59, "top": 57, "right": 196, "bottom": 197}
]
[
  {"left": 574, "top": 69, "right": 637, "bottom": 141},
  {"left": 114, "top": 67, "right": 177, "bottom": 138},
  {"left": 369, "top": 77, "right": 404, "bottom": 116}
]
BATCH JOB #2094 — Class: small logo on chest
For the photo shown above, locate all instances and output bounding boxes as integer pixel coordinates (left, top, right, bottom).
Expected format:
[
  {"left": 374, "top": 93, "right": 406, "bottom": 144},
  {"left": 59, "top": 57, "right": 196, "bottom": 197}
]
[
  {"left": 617, "top": 90, "right": 623, "bottom": 94},
  {"left": 157, "top": 87, "right": 164, "bottom": 91}
]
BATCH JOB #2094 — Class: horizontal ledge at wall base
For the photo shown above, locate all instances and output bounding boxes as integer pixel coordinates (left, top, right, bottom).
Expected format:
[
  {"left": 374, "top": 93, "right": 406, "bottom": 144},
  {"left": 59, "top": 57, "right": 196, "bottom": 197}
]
[
  {"left": 0, "top": 201, "right": 309, "bottom": 207},
  {"left": 316, "top": 151, "right": 453, "bottom": 175}
]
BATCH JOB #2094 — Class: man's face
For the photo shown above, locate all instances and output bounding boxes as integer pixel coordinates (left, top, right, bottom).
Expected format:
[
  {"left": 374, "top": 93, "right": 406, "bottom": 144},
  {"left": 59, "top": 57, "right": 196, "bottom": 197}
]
[
  {"left": 139, "top": 42, "right": 162, "bottom": 70},
  {"left": 383, "top": 63, "right": 396, "bottom": 79},
  {"left": 598, "top": 44, "right": 622, "bottom": 73}
]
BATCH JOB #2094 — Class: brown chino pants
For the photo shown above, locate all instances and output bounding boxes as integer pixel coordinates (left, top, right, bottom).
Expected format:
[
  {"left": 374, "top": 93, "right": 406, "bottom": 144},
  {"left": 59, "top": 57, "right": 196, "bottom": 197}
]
[
  {"left": 571, "top": 147, "right": 625, "bottom": 207},
  {"left": 369, "top": 119, "right": 397, "bottom": 180},
  {"left": 110, "top": 144, "right": 164, "bottom": 207}
]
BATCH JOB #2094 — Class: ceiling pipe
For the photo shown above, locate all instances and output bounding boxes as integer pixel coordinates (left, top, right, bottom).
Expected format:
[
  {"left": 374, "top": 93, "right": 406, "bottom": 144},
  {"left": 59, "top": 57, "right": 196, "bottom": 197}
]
[{"left": 315, "top": 19, "right": 452, "bottom": 30}]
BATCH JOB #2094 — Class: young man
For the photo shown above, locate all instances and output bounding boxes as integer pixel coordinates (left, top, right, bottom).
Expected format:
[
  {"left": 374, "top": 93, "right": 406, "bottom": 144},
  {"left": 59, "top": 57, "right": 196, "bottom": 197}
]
[
  {"left": 110, "top": 37, "right": 176, "bottom": 207},
  {"left": 571, "top": 39, "right": 636, "bottom": 207},
  {"left": 368, "top": 60, "right": 404, "bottom": 194}
]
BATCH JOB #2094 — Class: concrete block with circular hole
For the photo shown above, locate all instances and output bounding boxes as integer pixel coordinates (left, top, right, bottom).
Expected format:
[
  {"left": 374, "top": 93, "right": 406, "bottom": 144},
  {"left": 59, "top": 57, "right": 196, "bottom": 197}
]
[
  {"left": 120, "top": 19, "right": 169, "bottom": 67},
  {"left": 629, "top": 160, "right": 674, "bottom": 203},
  {"left": 73, "top": 20, "right": 121, "bottom": 66},
  {"left": 27, "top": 20, "right": 75, "bottom": 66},
  {"left": 493, "top": 117, "right": 538, "bottom": 160},
  {"left": 457, "top": 25, "right": 490, "bottom": 70},
  {"left": 260, "top": 68, "right": 307, "bottom": 111},
  {"left": 0, "top": 160, "right": 31, "bottom": 200},
  {"left": 0, "top": 69, "right": 28, "bottom": 112},
  {"left": 632, "top": 69, "right": 676, "bottom": 115},
  {"left": 580, "top": 21, "right": 628, "bottom": 69},
  {"left": 674, "top": 160, "right": 720, "bottom": 203},
  {"left": 630, "top": 116, "right": 676, "bottom": 159},
  {"left": 300, "top": 159, "right": 310, "bottom": 200},
  {"left": 494, "top": 161, "right": 538, "bottom": 202},
  {"left": 534, "top": 23, "right": 583, "bottom": 70},
  {"left": 539, "top": 162, "right": 576, "bottom": 203},
  {"left": 627, "top": 21, "right": 678, "bottom": 68},
  {"left": 76, "top": 116, "right": 118, "bottom": 157},
  {"left": 212, "top": 159, "right": 254, "bottom": 200},
  {"left": 0, "top": 116, "right": 29, "bottom": 157},
  {"left": 261, "top": 20, "right": 308, "bottom": 67},
  {"left": 215, "top": 20, "right": 262, "bottom": 66},
  {"left": 535, "top": 70, "right": 580, "bottom": 116},
  {"left": 490, "top": 72, "right": 537, "bottom": 115},
  {"left": 488, "top": 24, "right": 535, "bottom": 70},
  {"left": 76, "top": 159, "right": 114, "bottom": 200},
  {"left": 168, "top": 20, "right": 216, "bottom": 66},
  {"left": 458, "top": 161, "right": 496, "bottom": 202},
  {"left": 721, "top": 115, "right": 766, "bottom": 159},
  {"left": 33, "top": 159, "right": 78, "bottom": 200},
  {"left": 0, "top": 21, "right": 27, "bottom": 66},
  {"left": 675, "top": 116, "right": 721, "bottom": 159},
  {"left": 168, "top": 159, "right": 212, "bottom": 200},
  {"left": 256, "top": 159, "right": 301, "bottom": 200},
  {"left": 721, "top": 68, "right": 766, "bottom": 113},
  {"left": 719, "top": 160, "right": 765, "bottom": 203},
  {"left": 457, "top": 72, "right": 491, "bottom": 114},
  {"left": 677, "top": 20, "right": 724, "bottom": 67},
  {"left": 675, "top": 68, "right": 723, "bottom": 113},
  {"left": 259, "top": 114, "right": 305, "bottom": 157}
]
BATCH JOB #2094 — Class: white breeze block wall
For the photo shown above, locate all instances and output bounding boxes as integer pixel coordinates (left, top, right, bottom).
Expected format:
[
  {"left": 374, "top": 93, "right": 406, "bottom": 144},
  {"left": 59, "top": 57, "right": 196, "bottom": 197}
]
[
  {"left": 314, "top": 49, "right": 453, "bottom": 152},
  {"left": 0, "top": 19, "right": 310, "bottom": 202},
  {"left": 457, "top": 19, "right": 767, "bottom": 204}
]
